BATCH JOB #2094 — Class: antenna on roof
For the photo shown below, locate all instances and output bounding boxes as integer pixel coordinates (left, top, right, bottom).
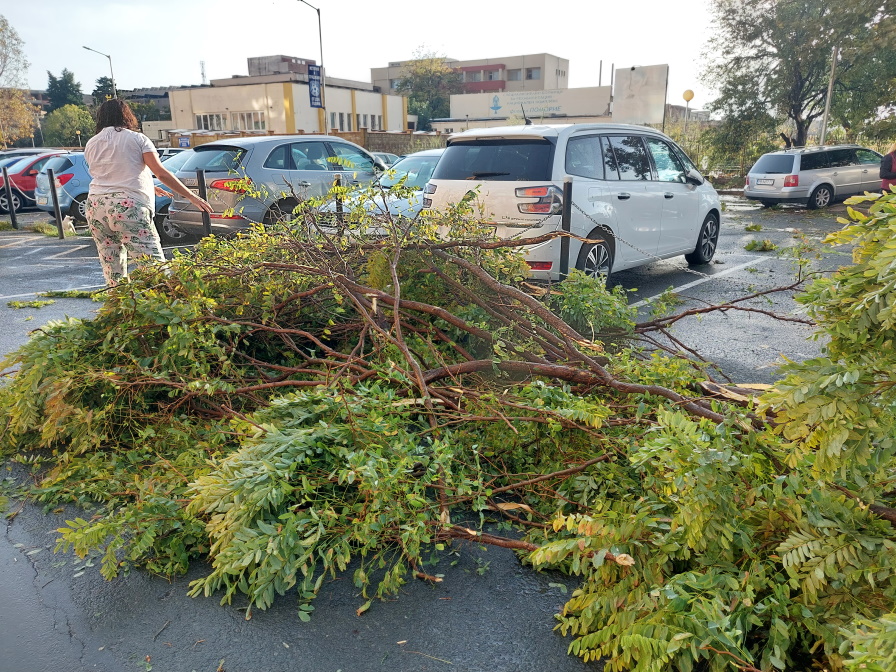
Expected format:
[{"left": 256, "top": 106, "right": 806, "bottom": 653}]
[
  {"left": 520, "top": 104, "right": 532, "bottom": 125},
  {"left": 200, "top": 60, "right": 208, "bottom": 86}
]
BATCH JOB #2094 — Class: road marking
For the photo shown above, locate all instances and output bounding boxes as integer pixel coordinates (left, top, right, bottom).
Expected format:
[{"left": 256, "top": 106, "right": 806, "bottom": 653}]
[
  {"left": 629, "top": 256, "right": 773, "bottom": 309},
  {"left": 0, "top": 284, "right": 105, "bottom": 301},
  {"left": 46, "top": 245, "right": 91, "bottom": 259}
]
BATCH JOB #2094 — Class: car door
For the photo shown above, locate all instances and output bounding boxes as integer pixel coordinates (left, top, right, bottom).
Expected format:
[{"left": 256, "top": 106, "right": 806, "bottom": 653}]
[
  {"left": 289, "top": 140, "right": 337, "bottom": 199},
  {"left": 826, "top": 148, "right": 861, "bottom": 195},
  {"left": 602, "top": 135, "right": 661, "bottom": 265},
  {"left": 855, "top": 148, "right": 883, "bottom": 192},
  {"left": 566, "top": 133, "right": 618, "bottom": 268},
  {"left": 327, "top": 142, "right": 378, "bottom": 190},
  {"left": 644, "top": 137, "right": 699, "bottom": 255}
]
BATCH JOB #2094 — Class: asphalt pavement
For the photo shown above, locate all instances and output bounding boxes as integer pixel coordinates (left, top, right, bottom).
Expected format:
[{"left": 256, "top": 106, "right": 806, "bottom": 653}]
[{"left": 0, "top": 198, "right": 856, "bottom": 672}]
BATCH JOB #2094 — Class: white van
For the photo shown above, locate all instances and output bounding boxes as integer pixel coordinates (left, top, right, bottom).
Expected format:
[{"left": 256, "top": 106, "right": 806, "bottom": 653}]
[{"left": 423, "top": 124, "right": 721, "bottom": 281}]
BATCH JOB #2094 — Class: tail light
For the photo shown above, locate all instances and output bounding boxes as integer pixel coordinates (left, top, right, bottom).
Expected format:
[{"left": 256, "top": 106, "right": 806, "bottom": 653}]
[
  {"left": 209, "top": 178, "right": 252, "bottom": 193},
  {"left": 515, "top": 185, "right": 562, "bottom": 214},
  {"left": 744, "top": 176, "right": 750, "bottom": 187},
  {"left": 783, "top": 175, "right": 799, "bottom": 187},
  {"left": 55, "top": 174, "right": 74, "bottom": 187},
  {"left": 526, "top": 261, "right": 553, "bottom": 271}
]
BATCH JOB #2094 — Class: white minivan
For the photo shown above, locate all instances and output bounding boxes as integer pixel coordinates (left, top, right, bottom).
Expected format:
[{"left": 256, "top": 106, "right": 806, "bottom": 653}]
[{"left": 422, "top": 124, "right": 721, "bottom": 281}]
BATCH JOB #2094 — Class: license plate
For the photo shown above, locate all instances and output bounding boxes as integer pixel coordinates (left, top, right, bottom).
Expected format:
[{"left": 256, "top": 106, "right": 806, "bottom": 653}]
[
  {"left": 37, "top": 197, "right": 48, "bottom": 205},
  {"left": 190, "top": 189, "right": 200, "bottom": 197},
  {"left": 757, "top": 179, "right": 774, "bottom": 185}
]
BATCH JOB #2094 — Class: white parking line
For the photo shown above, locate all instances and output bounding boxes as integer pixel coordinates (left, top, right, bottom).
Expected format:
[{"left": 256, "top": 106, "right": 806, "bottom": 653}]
[
  {"left": 0, "top": 284, "right": 105, "bottom": 301},
  {"left": 629, "top": 256, "right": 773, "bottom": 309}
]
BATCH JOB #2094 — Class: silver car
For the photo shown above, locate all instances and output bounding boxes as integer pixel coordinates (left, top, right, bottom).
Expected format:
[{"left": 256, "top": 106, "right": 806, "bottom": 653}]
[
  {"left": 744, "top": 145, "right": 882, "bottom": 209},
  {"left": 167, "top": 135, "right": 384, "bottom": 237}
]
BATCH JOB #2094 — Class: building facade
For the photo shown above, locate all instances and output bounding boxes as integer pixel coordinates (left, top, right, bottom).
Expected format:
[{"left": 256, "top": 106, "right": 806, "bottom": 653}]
[
  {"left": 371, "top": 53, "right": 569, "bottom": 96},
  {"left": 169, "top": 56, "right": 409, "bottom": 139}
]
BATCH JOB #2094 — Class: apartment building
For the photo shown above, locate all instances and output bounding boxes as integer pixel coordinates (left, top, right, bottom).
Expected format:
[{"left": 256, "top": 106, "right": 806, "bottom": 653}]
[{"left": 371, "top": 53, "right": 569, "bottom": 95}]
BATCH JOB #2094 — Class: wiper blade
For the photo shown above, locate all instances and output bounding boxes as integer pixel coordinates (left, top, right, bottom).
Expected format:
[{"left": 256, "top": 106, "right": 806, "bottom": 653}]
[{"left": 467, "top": 172, "right": 510, "bottom": 178}]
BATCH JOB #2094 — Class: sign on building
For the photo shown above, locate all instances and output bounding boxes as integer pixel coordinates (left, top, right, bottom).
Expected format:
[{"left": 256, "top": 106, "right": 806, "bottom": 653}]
[
  {"left": 611, "top": 65, "right": 669, "bottom": 125},
  {"left": 449, "top": 87, "right": 612, "bottom": 121},
  {"left": 308, "top": 65, "right": 323, "bottom": 109}
]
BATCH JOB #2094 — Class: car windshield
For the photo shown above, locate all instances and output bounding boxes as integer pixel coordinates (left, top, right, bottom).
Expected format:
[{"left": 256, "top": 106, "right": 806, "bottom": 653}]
[
  {"left": 380, "top": 154, "right": 442, "bottom": 189},
  {"left": 6, "top": 156, "right": 37, "bottom": 173},
  {"left": 0, "top": 156, "right": 23, "bottom": 169},
  {"left": 432, "top": 139, "right": 554, "bottom": 181},
  {"left": 178, "top": 146, "right": 245, "bottom": 173},
  {"left": 44, "top": 156, "right": 74, "bottom": 173},
  {"left": 751, "top": 154, "right": 795, "bottom": 174}
]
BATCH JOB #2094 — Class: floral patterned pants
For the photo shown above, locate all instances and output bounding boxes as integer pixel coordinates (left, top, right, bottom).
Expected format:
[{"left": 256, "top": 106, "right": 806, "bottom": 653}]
[{"left": 86, "top": 193, "right": 164, "bottom": 287}]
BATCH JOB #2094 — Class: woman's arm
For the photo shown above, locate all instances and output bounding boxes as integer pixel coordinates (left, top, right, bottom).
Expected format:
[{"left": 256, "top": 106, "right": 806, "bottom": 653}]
[
  {"left": 143, "top": 151, "right": 214, "bottom": 213},
  {"left": 881, "top": 154, "right": 896, "bottom": 180}
]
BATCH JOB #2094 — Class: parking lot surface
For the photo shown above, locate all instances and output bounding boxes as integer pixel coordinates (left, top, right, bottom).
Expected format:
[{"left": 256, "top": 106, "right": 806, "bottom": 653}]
[{"left": 0, "top": 198, "right": 855, "bottom": 671}]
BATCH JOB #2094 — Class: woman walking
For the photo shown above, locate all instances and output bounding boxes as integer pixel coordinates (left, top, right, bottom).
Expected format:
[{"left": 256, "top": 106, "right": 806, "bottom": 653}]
[
  {"left": 84, "top": 99, "right": 212, "bottom": 286},
  {"left": 880, "top": 141, "right": 896, "bottom": 192}
]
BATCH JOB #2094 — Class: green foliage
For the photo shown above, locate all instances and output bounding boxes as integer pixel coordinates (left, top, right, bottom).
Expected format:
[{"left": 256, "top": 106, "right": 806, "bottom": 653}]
[
  {"left": 744, "top": 239, "right": 778, "bottom": 252},
  {"left": 745, "top": 223, "right": 762, "bottom": 232},
  {"left": 394, "top": 47, "right": 463, "bottom": 131},
  {"left": 42, "top": 104, "right": 93, "bottom": 147},
  {"left": 841, "top": 613, "right": 896, "bottom": 671},
  {"left": 7, "top": 299, "right": 54, "bottom": 309},
  {"left": 90, "top": 76, "right": 115, "bottom": 104},
  {"left": 46, "top": 68, "right": 84, "bottom": 113},
  {"left": 38, "top": 289, "right": 101, "bottom": 299},
  {"left": 546, "top": 269, "right": 635, "bottom": 337}
]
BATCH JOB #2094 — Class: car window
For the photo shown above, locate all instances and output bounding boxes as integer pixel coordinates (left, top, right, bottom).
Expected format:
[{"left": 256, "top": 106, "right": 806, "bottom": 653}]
[
  {"left": 157, "top": 150, "right": 192, "bottom": 174},
  {"left": 30, "top": 156, "right": 53, "bottom": 173},
  {"left": 179, "top": 146, "right": 245, "bottom": 173},
  {"left": 264, "top": 144, "right": 293, "bottom": 171},
  {"left": 645, "top": 137, "right": 686, "bottom": 183},
  {"left": 751, "top": 154, "right": 795, "bottom": 174},
  {"left": 827, "top": 149, "right": 854, "bottom": 167},
  {"left": 6, "top": 156, "right": 36, "bottom": 173},
  {"left": 432, "top": 139, "right": 554, "bottom": 181},
  {"left": 565, "top": 135, "right": 603, "bottom": 180},
  {"left": 607, "top": 136, "right": 651, "bottom": 181},
  {"left": 799, "top": 152, "right": 829, "bottom": 171},
  {"left": 381, "top": 154, "right": 441, "bottom": 189},
  {"left": 855, "top": 149, "right": 881, "bottom": 165},
  {"left": 329, "top": 143, "right": 375, "bottom": 173},
  {"left": 292, "top": 141, "right": 331, "bottom": 171},
  {"left": 600, "top": 137, "right": 620, "bottom": 181},
  {"left": 44, "top": 157, "right": 74, "bottom": 173}
]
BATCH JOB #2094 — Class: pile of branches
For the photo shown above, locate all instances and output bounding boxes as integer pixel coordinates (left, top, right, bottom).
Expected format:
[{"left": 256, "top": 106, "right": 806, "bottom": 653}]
[{"left": 2, "top": 194, "right": 896, "bottom": 672}]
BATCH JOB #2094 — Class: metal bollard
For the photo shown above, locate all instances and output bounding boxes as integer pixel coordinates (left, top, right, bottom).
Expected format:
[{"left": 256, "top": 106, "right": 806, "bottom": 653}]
[
  {"left": 47, "top": 168, "right": 65, "bottom": 240},
  {"left": 196, "top": 169, "right": 211, "bottom": 236},
  {"left": 559, "top": 177, "right": 572, "bottom": 280},
  {"left": 1, "top": 166, "right": 19, "bottom": 230}
]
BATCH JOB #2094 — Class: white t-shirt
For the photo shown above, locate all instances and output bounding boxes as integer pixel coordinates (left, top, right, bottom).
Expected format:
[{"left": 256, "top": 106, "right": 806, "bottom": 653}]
[{"left": 84, "top": 127, "right": 157, "bottom": 212}]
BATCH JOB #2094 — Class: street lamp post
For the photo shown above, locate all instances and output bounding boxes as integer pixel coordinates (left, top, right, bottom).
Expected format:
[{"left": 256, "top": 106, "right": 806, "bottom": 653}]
[
  {"left": 682, "top": 89, "right": 694, "bottom": 138},
  {"left": 297, "top": 0, "right": 327, "bottom": 133},
  {"left": 83, "top": 46, "right": 117, "bottom": 99},
  {"left": 75, "top": 130, "right": 82, "bottom": 148}
]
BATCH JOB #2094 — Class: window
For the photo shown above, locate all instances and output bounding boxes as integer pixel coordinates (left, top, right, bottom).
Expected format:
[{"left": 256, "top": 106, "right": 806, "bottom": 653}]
[
  {"left": 751, "top": 154, "right": 795, "bottom": 174},
  {"left": 565, "top": 135, "right": 603, "bottom": 180},
  {"left": 347, "top": 114, "right": 353, "bottom": 131},
  {"left": 799, "top": 152, "right": 829, "bottom": 171},
  {"left": 292, "top": 141, "right": 331, "bottom": 171},
  {"left": 180, "top": 146, "right": 245, "bottom": 173},
  {"left": 231, "top": 111, "right": 265, "bottom": 131},
  {"left": 525, "top": 67, "right": 541, "bottom": 80},
  {"left": 486, "top": 70, "right": 501, "bottom": 81},
  {"left": 356, "top": 114, "right": 361, "bottom": 130},
  {"left": 389, "top": 79, "right": 398, "bottom": 89},
  {"left": 338, "top": 112, "right": 345, "bottom": 131},
  {"left": 600, "top": 137, "right": 620, "bottom": 181},
  {"left": 432, "top": 139, "right": 554, "bottom": 181},
  {"left": 826, "top": 148, "right": 855, "bottom": 167},
  {"left": 507, "top": 69, "right": 521, "bottom": 81},
  {"left": 363, "top": 114, "right": 368, "bottom": 128},
  {"left": 856, "top": 148, "right": 882, "bottom": 164},
  {"left": 468, "top": 71, "right": 482, "bottom": 82},
  {"left": 329, "top": 143, "right": 374, "bottom": 173},
  {"left": 330, "top": 112, "right": 337, "bottom": 130},
  {"left": 263, "top": 144, "right": 291, "bottom": 170},
  {"left": 370, "top": 115, "right": 376, "bottom": 131},
  {"left": 645, "top": 137, "right": 686, "bottom": 183},
  {"left": 378, "top": 115, "right": 383, "bottom": 130},
  {"left": 195, "top": 113, "right": 225, "bottom": 130},
  {"left": 607, "top": 136, "right": 651, "bottom": 181}
]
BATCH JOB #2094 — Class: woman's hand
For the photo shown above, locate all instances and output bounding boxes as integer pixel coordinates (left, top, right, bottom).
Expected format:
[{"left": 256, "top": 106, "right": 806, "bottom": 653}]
[
  {"left": 187, "top": 192, "right": 214, "bottom": 213},
  {"left": 154, "top": 186, "right": 173, "bottom": 198}
]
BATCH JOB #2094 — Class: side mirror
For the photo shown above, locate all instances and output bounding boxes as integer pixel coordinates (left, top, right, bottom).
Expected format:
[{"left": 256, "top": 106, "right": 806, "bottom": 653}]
[
  {"left": 685, "top": 168, "right": 704, "bottom": 186},
  {"left": 373, "top": 157, "right": 388, "bottom": 172},
  {"left": 26, "top": 169, "right": 38, "bottom": 177}
]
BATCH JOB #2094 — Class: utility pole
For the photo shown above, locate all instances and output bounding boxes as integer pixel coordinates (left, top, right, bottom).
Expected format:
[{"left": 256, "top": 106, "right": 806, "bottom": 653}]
[{"left": 819, "top": 46, "right": 838, "bottom": 146}]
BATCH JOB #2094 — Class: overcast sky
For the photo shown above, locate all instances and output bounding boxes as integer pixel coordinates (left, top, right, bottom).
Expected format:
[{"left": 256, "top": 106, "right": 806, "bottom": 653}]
[{"left": 6, "top": 0, "right": 717, "bottom": 110}]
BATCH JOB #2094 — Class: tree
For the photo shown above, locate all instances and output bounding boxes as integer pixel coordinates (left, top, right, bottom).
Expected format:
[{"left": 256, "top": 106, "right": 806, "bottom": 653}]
[
  {"left": 128, "top": 100, "right": 171, "bottom": 123},
  {"left": 0, "top": 15, "right": 36, "bottom": 147},
  {"left": 46, "top": 69, "right": 84, "bottom": 112},
  {"left": 91, "top": 76, "right": 115, "bottom": 105},
  {"left": 395, "top": 48, "right": 463, "bottom": 131},
  {"left": 703, "top": 0, "right": 895, "bottom": 146},
  {"left": 42, "top": 104, "right": 93, "bottom": 146}
]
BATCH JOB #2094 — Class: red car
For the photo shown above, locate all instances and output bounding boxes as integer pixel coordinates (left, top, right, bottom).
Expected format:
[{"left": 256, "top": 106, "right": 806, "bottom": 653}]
[{"left": 0, "top": 151, "right": 61, "bottom": 213}]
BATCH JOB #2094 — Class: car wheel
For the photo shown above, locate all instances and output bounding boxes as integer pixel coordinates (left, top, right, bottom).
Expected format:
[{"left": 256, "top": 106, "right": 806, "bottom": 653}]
[
  {"left": 154, "top": 206, "right": 191, "bottom": 245},
  {"left": 69, "top": 194, "right": 88, "bottom": 223},
  {"left": 808, "top": 184, "right": 833, "bottom": 209},
  {"left": 575, "top": 229, "right": 614, "bottom": 282},
  {"left": 685, "top": 213, "right": 720, "bottom": 265},
  {"left": 0, "top": 191, "right": 22, "bottom": 214},
  {"left": 263, "top": 198, "right": 300, "bottom": 226}
]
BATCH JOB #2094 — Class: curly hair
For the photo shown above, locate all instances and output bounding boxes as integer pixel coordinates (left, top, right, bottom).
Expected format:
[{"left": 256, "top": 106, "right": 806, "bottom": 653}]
[{"left": 94, "top": 99, "right": 139, "bottom": 134}]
